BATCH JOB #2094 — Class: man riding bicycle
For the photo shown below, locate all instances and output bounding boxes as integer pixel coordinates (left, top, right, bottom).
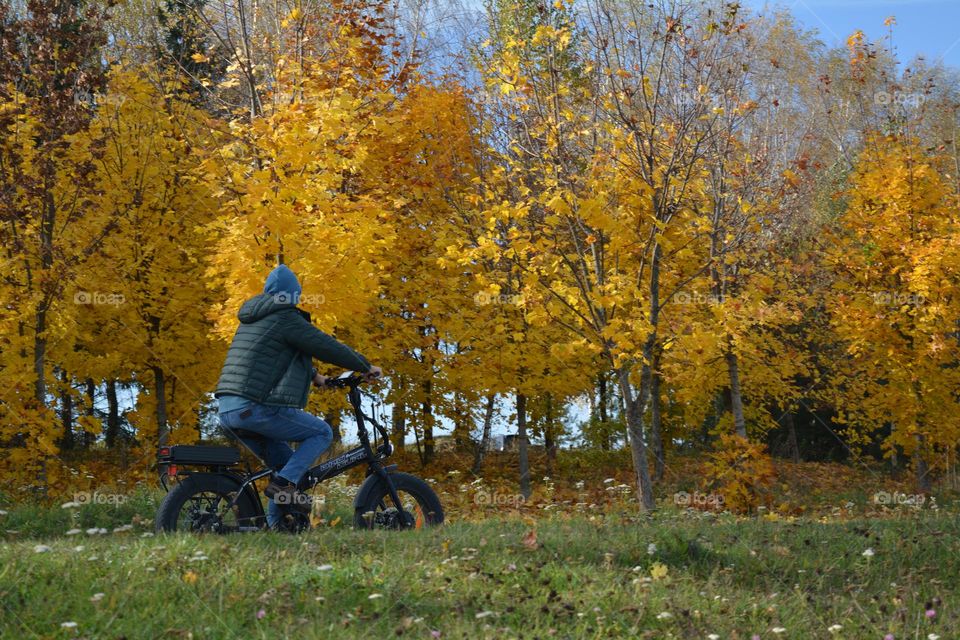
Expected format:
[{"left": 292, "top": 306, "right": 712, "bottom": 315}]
[{"left": 215, "top": 264, "right": 381, "bottom": 528}]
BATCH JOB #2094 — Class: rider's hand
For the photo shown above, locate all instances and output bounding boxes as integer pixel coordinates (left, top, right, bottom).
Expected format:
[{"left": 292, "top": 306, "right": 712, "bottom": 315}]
[
  {"left": 363, "top": 365, "right": 382, "bottom": 382},
  {"left": 312, "top": 372, "right": 329, "bottom": 388}
]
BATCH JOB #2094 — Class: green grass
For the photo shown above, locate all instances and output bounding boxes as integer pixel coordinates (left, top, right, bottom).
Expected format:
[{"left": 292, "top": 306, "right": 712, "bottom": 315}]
[
  {"left": 2, "top": 506, "right": 957, "bottom": 639},
  {"left": 0, "top": 488, "right": 162, "bottom": 540}
]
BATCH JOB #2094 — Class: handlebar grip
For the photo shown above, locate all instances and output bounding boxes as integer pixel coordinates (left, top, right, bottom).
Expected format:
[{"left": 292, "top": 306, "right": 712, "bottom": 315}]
[{"left": 323, "top": 374, "right": 363, "bottom": 389}]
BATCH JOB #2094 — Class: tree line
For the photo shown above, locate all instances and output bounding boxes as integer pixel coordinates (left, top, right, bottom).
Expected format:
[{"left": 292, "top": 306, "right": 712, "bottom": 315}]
[{"left": 0, "top": 0, "right": 957, "bottom": 503}]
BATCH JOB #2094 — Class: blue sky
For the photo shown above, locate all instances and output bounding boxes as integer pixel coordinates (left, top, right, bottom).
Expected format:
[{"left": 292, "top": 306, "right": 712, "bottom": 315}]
[{"left": 748, "top": 0, "right": 960, "bottom": 67}]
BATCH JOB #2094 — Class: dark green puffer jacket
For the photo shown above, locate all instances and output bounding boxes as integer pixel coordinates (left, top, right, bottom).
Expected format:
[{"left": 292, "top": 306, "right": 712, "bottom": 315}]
[{"left": 215, "top": 294, "right": 370, "bottom": 408}]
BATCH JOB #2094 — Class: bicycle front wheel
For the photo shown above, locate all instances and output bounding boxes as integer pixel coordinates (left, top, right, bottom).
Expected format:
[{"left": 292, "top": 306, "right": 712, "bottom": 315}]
[{"left": 354, "top": 472, "right": 444, "bottom": 530}]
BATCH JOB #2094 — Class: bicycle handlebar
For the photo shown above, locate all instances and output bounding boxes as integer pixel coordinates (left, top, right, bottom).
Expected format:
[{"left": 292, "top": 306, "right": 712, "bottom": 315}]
[
  {"left": 317, "top": 372, "right": 390, "bottom": 449},
  {"left": 318, "top": 371, "right": 380, "bottom": 390}
]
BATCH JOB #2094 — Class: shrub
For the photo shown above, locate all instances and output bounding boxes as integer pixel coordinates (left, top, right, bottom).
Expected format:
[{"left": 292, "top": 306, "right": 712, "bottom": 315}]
[{"left": 702, "top": 434, "right": 777, "bottom": 514}]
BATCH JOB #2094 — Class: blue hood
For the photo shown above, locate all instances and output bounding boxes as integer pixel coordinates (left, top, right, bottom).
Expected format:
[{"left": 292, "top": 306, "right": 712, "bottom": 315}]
[{"left": 263, "top": 264, "right": 302, "bottom": 304}]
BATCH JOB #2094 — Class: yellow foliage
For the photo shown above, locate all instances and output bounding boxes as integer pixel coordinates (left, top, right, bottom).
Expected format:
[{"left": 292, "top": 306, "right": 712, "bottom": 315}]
[{"left": 702, "top": 434, "right": 777, "bottom": 514}]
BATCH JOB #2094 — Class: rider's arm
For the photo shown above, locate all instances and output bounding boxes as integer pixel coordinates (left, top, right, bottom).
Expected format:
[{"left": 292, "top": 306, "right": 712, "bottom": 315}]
[{"left": 283, "top": 313, "right": 371, "bottom": 372}]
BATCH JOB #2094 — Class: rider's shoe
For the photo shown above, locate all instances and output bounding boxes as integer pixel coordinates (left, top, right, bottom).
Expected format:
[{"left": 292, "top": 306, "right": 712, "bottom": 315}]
[{"left": 265, "top": 477, "right": 312, "bottom": 513}]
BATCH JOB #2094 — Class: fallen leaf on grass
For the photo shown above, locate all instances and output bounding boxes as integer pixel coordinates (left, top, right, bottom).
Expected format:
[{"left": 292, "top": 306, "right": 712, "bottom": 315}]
[
  {"left": 650, "top": 562, "right": 669, "bottom": 580},
  {"left": 522, "top": 528, "right": 539, "bottom": 550}
]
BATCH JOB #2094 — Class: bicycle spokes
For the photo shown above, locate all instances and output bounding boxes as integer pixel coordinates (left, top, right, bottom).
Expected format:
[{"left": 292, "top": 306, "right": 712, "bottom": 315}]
[
  {"left": 178, "top": 491, "right": 241, "bottom": 533},
  {"left": 364, "top": 491, "right": 425, "bottom": 529}
]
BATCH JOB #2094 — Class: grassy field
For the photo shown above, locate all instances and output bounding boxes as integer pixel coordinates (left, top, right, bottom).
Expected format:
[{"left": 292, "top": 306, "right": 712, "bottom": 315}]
[{"left": 1, "top": 491, "right": 956, "bottom": 639}]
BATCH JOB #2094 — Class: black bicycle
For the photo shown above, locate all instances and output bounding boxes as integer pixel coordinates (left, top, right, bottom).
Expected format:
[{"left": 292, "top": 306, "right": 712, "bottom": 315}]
[{"left": 154, "top": 373, "right": 443, "bottom": 533}]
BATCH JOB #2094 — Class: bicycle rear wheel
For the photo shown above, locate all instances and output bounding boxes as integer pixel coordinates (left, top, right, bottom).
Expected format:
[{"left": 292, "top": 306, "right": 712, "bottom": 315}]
[{"left": 156, "top": 474, "right": 262, "bottom": 533}]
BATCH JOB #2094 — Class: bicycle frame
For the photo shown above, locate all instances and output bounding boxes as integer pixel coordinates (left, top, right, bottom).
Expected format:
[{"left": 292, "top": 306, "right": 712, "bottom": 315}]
[{"left": 213, "top": 375, "right": 410, "bottom": 530}]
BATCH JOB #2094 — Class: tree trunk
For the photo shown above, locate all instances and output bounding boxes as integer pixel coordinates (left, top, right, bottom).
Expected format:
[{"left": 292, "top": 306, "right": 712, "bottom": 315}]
[
  {"left": 784, "top": 411, "right": 800, "bottom": 463},
  {"left": 915, "top": 434, "right": 932, "bottom": 492},
  {"left": 105, "top": 379, "right": 120, "bottom": 447},
  {"left": 33, "top": 190, "right": 54, "bottom": 405},
  {"left": 471, "top": 394, "right": 496, "bottom": 475},
  {"left": 615, "top": 376, "right": 627, "bottom": 432},
  {"left": 422, "top": 379, "right": 434, "bottom": 464},
  {"left": 31, "top": 177, "right": 58, "bottom": 493},
  {"left": 544, "top": 393, "right": 557, "bottom": 476},
  {"left": 34, "top": 306, "right": 48, "bottom": 403},
  {"left": 58, "top": 369, "right": 73, "bottom": 450},
  {"left": 597, "top": 373, "right": 610, "bottom": 450},
  {"left": 452, "top": 393, "right": 467, "bottom": 450},
  {"left": 707, "top": 391, "right": 725, "bottom": 444},
  {"left": 617, "top": 238, "right": 661, "bottom": 511},
  {"left": 616, "top": 367, "right": 656, "bottom": 511},
  {"left": 910, "top": 379, "right": 931, "bottom": 492},
  {"left": 516, "top": 392, "right": 531, "bottom": 499},
  {"left": 650, "top": 352, "right": 664, "bottom": 482},
  {"left": 83, "top": 378, "right": 96, "bottom": 448},
  {"left": 725, "top": 346, "right": 747, "bottom": 438},
  {"left": 710, "top": 192, "right": 747, "bottom": 439},
  {"left": 154, "top": 366, "right": 168, "bottom": 446},
  {"left": 391, "top": 402, "right": 405, "bottom": 451}
]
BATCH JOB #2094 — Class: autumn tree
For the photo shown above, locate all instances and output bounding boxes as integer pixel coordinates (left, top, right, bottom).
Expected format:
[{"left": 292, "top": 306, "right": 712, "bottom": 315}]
[
  {"left": 69, "top": 67, "right": 224, "bottom": 449},
  {"left": 825, "top": 136, "right": 960, "bottom": 491},
  {"left": 0, "top": 0, "right": 114, "bottom": 490},
  {"left": 465, "top": 0, "right": 766, "bottom": 509}
]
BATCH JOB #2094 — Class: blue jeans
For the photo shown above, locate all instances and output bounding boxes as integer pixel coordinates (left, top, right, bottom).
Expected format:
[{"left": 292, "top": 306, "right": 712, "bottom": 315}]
[{"left": 219, "top": 404, "right": 333, "bottom": 527}]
